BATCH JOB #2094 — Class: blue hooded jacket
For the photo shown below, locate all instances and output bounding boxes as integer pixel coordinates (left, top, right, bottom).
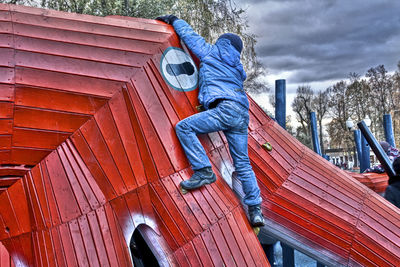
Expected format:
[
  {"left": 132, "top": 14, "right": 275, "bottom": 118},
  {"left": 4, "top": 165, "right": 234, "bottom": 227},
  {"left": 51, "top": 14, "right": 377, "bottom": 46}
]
[{"left": 172, "top": 19, "right": 249, "bottom": 110}]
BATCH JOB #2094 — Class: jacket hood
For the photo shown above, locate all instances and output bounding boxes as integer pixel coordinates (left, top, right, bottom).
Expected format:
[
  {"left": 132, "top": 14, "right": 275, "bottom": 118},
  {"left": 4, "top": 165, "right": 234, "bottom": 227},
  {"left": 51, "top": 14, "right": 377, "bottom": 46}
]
[
  {"left": 218, "top": 33, "right": 243, "bottom": 53},
  {"left": 215, "top": 38, "right": 247, "bottom": 81}
]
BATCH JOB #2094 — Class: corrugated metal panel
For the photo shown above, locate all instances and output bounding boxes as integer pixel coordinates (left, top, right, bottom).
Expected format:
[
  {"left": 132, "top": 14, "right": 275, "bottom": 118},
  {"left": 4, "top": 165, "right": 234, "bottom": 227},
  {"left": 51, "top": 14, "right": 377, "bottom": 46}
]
[{"left": 0, "top": 3, "right": 398, "bottom": 267}]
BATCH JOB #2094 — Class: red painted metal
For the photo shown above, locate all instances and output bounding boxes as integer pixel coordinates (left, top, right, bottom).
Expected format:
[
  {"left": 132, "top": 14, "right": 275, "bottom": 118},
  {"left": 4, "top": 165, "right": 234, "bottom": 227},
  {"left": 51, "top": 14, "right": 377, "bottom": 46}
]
[
  {"left": 347, "top": 171, "right": 389, "bottom": 193},
  {"left": 0, "top": 242, "right": 12, "bottom": 267},
  {"left": 0, "top": 3, "right": 399, "bottom": 267}
]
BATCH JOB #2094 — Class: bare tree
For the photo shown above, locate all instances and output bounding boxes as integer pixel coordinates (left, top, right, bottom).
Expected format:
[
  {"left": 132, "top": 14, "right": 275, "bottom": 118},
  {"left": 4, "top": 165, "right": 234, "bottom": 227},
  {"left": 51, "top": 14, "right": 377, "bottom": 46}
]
[
  {"left": 366, "top": 65, "right": 394, "bottom": 140},
  {"left": 346, "top": 73, "right": 372, "bottom": 122},
  {"left": 311, "top": 89, "right": 329, "bottom": 154},
  {"left": 292, "top": 85, "right": 314, "bottom": 148},
  {"left": 391, "top": 61, "right": 400, "bottom": 146},
  {"left": 327, "top": 80, "right": 353, "bottom": 149}
]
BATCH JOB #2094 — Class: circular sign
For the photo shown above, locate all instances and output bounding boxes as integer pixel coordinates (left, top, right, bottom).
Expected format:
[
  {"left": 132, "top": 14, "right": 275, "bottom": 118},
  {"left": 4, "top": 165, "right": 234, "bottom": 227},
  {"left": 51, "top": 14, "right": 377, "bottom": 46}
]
[{"left": 160, "top": 47, "right": 198, "bottom": 92}]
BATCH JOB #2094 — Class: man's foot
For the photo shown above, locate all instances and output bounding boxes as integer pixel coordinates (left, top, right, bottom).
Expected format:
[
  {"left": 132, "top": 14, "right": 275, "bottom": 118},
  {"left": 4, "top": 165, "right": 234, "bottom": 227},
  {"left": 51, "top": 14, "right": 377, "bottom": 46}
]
[
  {"left": 249, "top": 205, "right": 265, "bottom": 227},
  {"left": 180, "top": 167, "right": 216, "bottom": 193}
]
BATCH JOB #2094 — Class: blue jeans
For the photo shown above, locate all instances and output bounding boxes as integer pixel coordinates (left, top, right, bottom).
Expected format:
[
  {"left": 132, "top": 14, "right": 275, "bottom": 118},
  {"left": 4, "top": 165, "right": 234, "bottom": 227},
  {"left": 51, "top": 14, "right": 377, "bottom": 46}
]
[{"left": 175, "top": 100, "right": 262, "bottom": 206}]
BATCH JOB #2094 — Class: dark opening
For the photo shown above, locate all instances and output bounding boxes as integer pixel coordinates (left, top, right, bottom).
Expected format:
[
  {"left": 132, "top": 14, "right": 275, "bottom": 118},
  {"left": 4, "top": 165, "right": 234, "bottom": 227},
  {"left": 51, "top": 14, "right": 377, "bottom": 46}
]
[
  {"left": 166, "top": 62, "right": 195, "bottom": 76},
  {"left": 130, "top": 227, "right": 160, "bottom": 267},
  {"left": 0, "top": 164, "right": 20, "bottom": 168},
  {"left": 24, "top": 165, "right": 36, "bottom": 169}
]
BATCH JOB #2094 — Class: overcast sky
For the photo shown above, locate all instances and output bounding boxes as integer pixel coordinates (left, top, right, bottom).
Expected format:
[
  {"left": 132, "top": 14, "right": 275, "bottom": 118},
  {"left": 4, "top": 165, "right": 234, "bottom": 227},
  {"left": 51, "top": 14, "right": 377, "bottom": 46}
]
[{"left": 238, "top": 0, "right": 400, "bottom": 111}]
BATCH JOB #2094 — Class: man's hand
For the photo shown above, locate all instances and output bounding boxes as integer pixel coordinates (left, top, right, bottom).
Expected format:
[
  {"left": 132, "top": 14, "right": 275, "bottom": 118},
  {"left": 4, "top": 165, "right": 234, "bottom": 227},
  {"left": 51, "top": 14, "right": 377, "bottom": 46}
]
[{"left": 156, "top": 15, "right": 178, "bottom": 25}]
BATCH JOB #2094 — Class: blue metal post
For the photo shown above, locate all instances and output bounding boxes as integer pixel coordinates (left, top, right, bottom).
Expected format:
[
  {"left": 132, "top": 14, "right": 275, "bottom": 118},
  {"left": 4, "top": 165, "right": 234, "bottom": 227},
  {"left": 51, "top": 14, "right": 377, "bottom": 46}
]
[
  {"left": 358, "top": 121, "right": 396, "bottom": 178},
  {"left": 354, "top": 130, "right": 362, "bottom": 168},
  {"left": 383, "top": 114, "right": 395, "bottom": 148},
  {"left": 275, "top": 79, "right": 286, "bottom": 129},
  {"left": 360, "top": 133, "right": 370, "bottom": 173},
  {"left": 281, "top": 243, "right": 294, "bottom": 267},
  {"left": 310, "top": 112, "right": 321, "bottom": 155},
  {"left": 275, "top": 77, "right": 292, "bottom": 267}
]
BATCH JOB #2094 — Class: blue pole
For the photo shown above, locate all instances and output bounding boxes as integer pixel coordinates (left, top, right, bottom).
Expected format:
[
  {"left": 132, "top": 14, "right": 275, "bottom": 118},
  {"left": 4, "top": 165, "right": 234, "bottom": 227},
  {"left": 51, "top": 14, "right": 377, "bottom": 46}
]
[
  {"left": 309, "top": 112, "right": 321, "bottom": 155},
  {"left": 281, "top": 243, "right": 294, "bottom": 267},
  {"left": 358, "top": 121, "right": 396, "bottom": 178},
  {"left": 274, "top": 80, "right": 292, "bottom": 267},
  {"left": 360, "top": 133, "right": 370, "bottom": 173},
  {"left": 354, "top": 130, "right": 362, "bottom": 168},
  {"left": 383, "top": 114, "right": 395, "bottom": 148},
  {"left": 275, "top": 79, "right": 286, "bottom": 129}
]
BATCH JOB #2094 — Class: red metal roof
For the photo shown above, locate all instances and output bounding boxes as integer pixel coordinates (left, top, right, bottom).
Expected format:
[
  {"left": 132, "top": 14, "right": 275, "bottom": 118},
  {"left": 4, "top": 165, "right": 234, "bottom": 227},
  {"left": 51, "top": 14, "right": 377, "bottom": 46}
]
[
  {"left": 348, "top": 171, "right": 389, "bottom": 194},
  {"left": 0, "top": 3, "right": 399, "bottom": 267},
  {"left": 0, "top": 243, "right": 12, "bottom": 267},
  {"left": 0, "top": 4, "right": 269, "bottom": 266}
]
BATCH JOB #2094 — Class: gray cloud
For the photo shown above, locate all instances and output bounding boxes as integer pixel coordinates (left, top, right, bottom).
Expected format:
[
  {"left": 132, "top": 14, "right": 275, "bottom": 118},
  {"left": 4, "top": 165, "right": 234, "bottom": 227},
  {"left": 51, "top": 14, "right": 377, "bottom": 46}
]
[{"left": 241, "top": 0, "right": 400, "bottom": 86}]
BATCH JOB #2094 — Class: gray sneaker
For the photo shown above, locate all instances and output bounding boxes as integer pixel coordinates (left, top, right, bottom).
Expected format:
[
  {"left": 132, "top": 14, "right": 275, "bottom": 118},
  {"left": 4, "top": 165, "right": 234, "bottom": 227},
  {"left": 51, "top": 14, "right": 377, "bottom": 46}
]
[
  {"left": 180, "top": 167, "right": 216, "bottom": 191},
  {"left": 249, "top": 205, "right": 265, "bottom": 227}
]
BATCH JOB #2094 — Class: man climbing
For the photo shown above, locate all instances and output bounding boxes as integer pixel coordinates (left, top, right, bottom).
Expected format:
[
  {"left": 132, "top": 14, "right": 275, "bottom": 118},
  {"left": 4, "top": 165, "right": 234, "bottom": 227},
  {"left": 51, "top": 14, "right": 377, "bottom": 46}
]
[{"left": 156, "top": 15, "right": 265, "bottom": 227}]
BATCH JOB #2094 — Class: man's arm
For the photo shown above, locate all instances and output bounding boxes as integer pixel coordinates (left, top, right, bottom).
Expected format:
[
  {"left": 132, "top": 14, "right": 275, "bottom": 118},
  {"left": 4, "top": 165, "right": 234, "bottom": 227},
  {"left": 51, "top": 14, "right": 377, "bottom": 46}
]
[
  {"left": 156, "top": 15, "right": 212, "bottom": 60},
  {"left": 172, "top": 19, "right": 212, "bottom": 60}
]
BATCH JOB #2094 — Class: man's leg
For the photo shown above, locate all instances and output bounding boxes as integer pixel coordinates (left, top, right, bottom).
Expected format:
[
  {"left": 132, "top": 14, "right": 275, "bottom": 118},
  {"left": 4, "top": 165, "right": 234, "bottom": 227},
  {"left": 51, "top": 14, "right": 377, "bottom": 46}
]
[
  {"left": 224, "top": 130, "right": 264, "bottom": 226},
  {"left": 224, "top": 131, "right": 262, "bottom": 206},
  {"left": 175, "top": 108, "right": 227, "bottom": 170},
  {"left": 175, "top": 107, "right": 230, "bottom": 190},
  {"left": 219, "top": 101, "right": 264, "bottom": 226}
]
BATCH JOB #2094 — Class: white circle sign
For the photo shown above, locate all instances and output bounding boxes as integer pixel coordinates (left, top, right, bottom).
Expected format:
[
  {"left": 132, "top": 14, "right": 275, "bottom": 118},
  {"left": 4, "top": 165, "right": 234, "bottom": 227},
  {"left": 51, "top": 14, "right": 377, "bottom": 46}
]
[{"left": 160, "top": 47, "right": 198, "bottom": 92}]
